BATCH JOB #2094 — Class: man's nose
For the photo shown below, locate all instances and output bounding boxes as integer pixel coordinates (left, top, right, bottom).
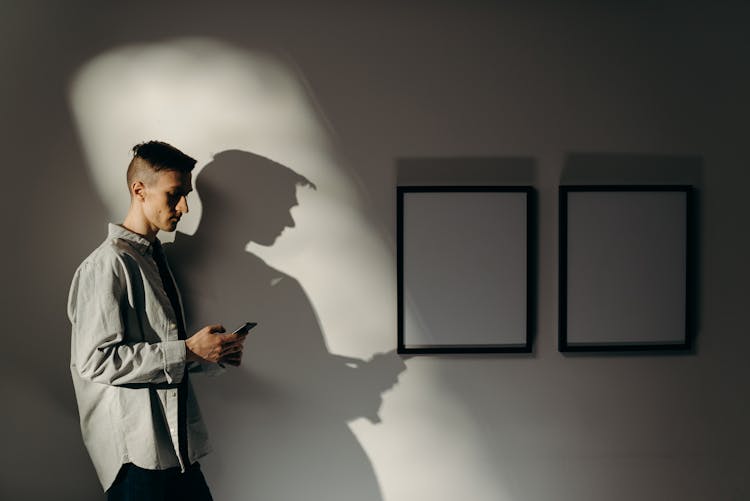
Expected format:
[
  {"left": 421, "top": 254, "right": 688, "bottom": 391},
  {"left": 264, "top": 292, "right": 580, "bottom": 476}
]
[{"left": 177, "top": 196, "right": 189, "bottom": 214}]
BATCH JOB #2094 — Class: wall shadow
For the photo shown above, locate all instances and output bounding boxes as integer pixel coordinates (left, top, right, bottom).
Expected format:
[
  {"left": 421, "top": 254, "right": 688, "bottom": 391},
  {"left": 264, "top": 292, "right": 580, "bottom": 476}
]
[
  {"left": 166, "top": 150, "right": 404, "bottom": 501},
  {"left": 397, "top": 156, "right": 537, "bottom": 186},
  {"left": 560, "top": 153, "right": 704, "bottom": 186}
]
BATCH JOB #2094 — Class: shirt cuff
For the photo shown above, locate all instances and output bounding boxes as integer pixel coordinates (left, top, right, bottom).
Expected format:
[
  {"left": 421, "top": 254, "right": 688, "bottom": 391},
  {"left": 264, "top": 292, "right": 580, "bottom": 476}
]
[{"left": 162, "top": 340, "right": 187, "bottom": 384}]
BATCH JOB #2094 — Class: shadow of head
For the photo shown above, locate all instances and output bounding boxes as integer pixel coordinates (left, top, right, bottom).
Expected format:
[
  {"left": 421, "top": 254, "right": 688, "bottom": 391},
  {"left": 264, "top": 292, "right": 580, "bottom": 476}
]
[{"left": 196, "top": 150, "right": 315, "bottom": 246}]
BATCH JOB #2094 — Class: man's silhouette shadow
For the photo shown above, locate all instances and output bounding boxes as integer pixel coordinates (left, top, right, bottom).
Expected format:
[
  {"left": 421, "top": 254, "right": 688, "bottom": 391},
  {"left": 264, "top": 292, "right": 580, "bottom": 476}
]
[{"left": 166, "top": 150, "right": 404, "bottom": 501}]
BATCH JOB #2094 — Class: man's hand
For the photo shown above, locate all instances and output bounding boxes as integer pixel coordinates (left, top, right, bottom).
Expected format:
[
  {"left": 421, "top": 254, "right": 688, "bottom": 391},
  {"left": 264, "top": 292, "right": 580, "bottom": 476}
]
[
  {"left": 220, "top": 329, "right": 249, "bottom": 366},
  {"left": 220, "top": 329, "right": 248, "bottom": 366},
  {"left": 185, "top": 324, "right": 245, "bottom": 364}
]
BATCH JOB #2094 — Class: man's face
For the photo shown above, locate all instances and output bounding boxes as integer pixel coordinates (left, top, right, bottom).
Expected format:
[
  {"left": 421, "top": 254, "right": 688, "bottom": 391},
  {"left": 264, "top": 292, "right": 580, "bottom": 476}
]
[{"left": 142, "top": 169, "right": 192, "bottom": 233}]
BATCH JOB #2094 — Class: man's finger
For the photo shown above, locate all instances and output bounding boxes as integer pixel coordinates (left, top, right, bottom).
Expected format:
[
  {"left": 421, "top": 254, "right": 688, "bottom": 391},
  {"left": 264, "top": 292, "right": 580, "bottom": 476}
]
[
  {"left": 219, "top": 343, "right": 243, "bottom": 356},
  {"left": 220, "top": 352, "right": 243, "bottom": 366}
]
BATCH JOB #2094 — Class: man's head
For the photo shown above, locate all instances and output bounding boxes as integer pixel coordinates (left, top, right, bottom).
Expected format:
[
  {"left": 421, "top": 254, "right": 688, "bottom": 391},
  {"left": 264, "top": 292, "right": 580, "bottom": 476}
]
[{"left": 126, "top": 141, "right": 196, "bottom": 235}]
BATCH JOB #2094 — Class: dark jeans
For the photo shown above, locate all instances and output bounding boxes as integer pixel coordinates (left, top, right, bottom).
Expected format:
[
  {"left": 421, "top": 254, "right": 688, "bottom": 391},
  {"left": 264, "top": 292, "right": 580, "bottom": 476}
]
[{"left": 106, "top": 462, "right": 213, "bottom": 501}]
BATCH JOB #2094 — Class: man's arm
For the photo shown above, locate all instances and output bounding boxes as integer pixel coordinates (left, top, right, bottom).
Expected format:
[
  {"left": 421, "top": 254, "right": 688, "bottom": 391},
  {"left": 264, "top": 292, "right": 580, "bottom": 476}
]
[
  {"left": 69, "top": 256, "right": 188, "bottom": 385},
  {"left": 69, "top": 255, "right": 243, "bottom": 386}
]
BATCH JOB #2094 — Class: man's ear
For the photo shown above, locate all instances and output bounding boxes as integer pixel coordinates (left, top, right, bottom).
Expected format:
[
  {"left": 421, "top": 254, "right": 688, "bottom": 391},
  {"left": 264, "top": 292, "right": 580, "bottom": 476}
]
[{"left": 132, "top": 180, "right": 146, "bottom": 202}]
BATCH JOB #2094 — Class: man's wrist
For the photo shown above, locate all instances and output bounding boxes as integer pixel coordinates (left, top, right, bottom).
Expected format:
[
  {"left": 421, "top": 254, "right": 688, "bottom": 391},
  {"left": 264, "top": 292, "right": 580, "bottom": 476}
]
[{"left": 185, "top": 341, "right": 200, "bottom": 362}]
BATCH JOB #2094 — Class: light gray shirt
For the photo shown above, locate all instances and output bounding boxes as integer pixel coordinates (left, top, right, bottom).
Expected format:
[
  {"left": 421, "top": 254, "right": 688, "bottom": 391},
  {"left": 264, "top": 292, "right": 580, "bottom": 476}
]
[{"left": 68, "top": 224, "right": 221, "bottom": 491}]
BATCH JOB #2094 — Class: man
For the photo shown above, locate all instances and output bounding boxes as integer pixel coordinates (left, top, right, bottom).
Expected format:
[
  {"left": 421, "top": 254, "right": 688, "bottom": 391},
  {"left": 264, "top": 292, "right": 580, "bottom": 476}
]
[{"left": 68, "top": 141, "right": 245, "bottom": 500}]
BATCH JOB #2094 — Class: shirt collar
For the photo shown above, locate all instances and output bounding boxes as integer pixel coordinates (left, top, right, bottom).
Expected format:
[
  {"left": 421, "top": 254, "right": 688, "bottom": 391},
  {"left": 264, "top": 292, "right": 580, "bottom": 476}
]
[{"left": 108, "top": 223, "right": 159, "bottom": 256}]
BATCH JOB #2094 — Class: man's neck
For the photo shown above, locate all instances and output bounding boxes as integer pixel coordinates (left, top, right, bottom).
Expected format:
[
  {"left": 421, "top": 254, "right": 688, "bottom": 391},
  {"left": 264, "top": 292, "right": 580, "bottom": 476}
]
[{"left": 122, "top": 210, "right": 157, "bottom": 242}]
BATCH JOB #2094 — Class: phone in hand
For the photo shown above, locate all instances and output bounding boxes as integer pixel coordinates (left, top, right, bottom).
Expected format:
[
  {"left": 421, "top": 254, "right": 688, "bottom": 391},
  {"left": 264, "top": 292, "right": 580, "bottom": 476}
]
[
  {"left": 232, "top": 322, "right": 257, "bottom": 336},
  {"left": 217, "top": 322, "right": 257, "bottom": 369}
]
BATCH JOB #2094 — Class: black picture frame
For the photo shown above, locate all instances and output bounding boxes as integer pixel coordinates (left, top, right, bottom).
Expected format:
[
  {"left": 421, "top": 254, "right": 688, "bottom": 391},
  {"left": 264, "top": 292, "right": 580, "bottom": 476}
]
[
  {"left": 397, "top": 186, "right": 533, "bottom": 354},
  {"left": 559, "top": 185, "right": 694, "bottom": 352}
]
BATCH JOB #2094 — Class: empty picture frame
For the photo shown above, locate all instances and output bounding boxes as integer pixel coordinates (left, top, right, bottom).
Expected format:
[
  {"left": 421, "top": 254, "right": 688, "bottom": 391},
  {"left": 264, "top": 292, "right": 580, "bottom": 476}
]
[
  {"left": 397, "top": 186, "right": 532, "bottom": 354},
  {"left": 559, "top": 185, "right": 694, "bottom": 352}
]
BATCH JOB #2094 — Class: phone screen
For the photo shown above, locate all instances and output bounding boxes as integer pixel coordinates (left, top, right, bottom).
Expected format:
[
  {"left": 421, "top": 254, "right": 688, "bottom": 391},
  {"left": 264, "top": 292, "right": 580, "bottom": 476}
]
[{"left": 232, "top": 322, "right": 257, "bottom": 335}]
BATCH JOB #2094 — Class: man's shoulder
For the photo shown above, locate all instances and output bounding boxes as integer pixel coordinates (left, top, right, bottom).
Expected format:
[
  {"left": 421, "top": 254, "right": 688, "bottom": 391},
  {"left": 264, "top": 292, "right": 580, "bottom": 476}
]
[{"left": 77, "top": 235, "right": 142, "bottom": 274}]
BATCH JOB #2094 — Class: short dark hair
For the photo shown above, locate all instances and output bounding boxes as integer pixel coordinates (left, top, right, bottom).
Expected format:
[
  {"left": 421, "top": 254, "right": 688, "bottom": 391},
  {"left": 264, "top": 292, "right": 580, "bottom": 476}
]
[{"left": 127, "top": 140, "right": 196, "bottom": 188}]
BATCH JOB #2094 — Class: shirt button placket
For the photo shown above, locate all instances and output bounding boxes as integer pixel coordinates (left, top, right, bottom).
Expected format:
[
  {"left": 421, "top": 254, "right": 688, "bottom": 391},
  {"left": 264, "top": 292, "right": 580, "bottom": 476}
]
[{"left": 168, "top": 392, "right": 178, "bottom": 438}]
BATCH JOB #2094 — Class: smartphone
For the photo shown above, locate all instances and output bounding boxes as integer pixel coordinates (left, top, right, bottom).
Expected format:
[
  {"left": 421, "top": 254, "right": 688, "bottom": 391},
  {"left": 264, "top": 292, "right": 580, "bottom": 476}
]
[{"left": 232, "top": 322, "right": 257, "bottom": 335}]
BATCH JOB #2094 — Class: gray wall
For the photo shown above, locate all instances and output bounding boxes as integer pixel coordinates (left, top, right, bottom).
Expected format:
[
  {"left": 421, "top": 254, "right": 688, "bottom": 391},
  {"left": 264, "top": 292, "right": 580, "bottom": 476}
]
[{"left": 2, "top": 1, "right": 749, "bottom": 500}]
